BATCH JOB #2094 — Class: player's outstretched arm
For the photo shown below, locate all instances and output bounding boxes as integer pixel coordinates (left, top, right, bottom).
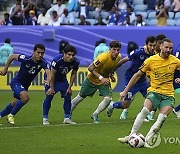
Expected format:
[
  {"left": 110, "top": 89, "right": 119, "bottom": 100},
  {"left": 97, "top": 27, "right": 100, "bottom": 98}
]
[
  {"left": 120, "top": 70, "right": 144, "bottom": 100},
  {"left": 0, "top": 54, "right": 19, "bottom": 76},
  {"left": 113, "top": 56, "right": 129, "bottom": 72}
]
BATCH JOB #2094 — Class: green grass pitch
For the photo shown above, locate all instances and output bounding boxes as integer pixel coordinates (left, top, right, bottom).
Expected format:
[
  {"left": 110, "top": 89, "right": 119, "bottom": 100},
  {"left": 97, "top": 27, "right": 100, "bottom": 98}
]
[{"left": 0, "top": 91, "right": 180, "bottom": 154}]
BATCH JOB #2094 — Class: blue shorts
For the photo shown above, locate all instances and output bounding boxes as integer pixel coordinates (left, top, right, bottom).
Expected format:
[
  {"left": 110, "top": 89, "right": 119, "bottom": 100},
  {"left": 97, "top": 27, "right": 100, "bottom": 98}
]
[
  {"left": 10, "top": 80, "right": 27, "bottom": 99},
  {"left": 173, "top": 82, "right": 180, "bottom": 90},
  {"left": 44, "top": 80, "right": 69, "bottom": 97},
  {"left": 124, "top": 81, "right": 148, "bottom": 100}
]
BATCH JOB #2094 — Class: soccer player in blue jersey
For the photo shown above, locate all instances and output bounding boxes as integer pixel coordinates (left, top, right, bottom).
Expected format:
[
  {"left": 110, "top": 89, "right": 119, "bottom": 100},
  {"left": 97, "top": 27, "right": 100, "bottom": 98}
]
[
  {"left": 42, "top": 44, "right": 80, "bottom": 125},
  {"left": 0, "top": 44, "right": 51, "bottom": 125},
  {"left": 106, "top": 36, "right": 156, "bottom": 120},
  {"left": 172, "top": 44, "right": 180, "bottom": 118}
]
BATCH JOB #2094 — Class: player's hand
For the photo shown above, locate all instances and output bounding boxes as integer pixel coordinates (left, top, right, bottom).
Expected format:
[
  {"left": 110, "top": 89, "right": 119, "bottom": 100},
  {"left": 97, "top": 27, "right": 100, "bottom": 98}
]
[
  {"left": 46, "top": 88, "right": 55, "bottom": 95},
  {"left": 0, "top": 68, "right": 7, "bottom": 76},
  {"left": 119, "top": 91, "right": 126, "bottom": 101},
  {"left": 175, "top": 78, "right": 180, "bottom": 84},
  {"left": 101, "top": 78, "right": 110, "bottom": 85},
  {"left": 65, "top": 87, "right": 72, "bottom": 96},
  {"left": 44, "top": 80, "right": 50, "bottom": 86}
]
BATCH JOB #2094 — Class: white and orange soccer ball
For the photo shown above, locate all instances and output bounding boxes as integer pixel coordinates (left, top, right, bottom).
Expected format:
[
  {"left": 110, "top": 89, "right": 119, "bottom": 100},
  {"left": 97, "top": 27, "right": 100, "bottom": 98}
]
[{"left": 128, "top": 133, "right": 145, "bottom": 148}]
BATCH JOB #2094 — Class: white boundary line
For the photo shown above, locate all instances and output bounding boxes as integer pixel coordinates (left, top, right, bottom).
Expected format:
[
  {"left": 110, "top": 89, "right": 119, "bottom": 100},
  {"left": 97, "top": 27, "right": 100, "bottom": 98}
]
[{"left": 0, "top": 117, "right": 178, "bottom": 130}]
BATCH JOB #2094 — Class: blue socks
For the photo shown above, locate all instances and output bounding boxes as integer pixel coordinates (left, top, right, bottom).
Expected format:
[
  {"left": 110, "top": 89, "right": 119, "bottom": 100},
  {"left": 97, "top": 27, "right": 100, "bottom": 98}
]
[
  {"left": 174, "top": 104, "right": 180, "bottom": 112},
  {"left": 113, "top": 101, "right": 124, "bottom": 109},
  {"left": 10, "top": 100, "right": 25, "bottom": 115},
  {"left": 0, "top": 103, "right": 13, "bottom": 117},
  {"left": 43, "top": 95, "right": 53, "bottom": 119}
]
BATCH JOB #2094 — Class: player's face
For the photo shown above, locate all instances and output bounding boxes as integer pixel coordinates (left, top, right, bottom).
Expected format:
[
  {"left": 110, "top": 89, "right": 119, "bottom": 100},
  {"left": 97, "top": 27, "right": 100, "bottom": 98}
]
[
  {"left": 155, "top": 40, "right": 162, "bottom": 53},
  {"left": 160, "top": 41, "right": 173, "bottom": 58},
  {"left": 147, "top": 42, "right": 156, "bottom": 55},
  {"left": 33, "top": 48, "right": 45, "bottom": 61},
  {"left": 64, "top": 52, "right": 75, "bottom": 62},
  {"left": 110, "top": 47, "right": 120, "bottom": 60}
]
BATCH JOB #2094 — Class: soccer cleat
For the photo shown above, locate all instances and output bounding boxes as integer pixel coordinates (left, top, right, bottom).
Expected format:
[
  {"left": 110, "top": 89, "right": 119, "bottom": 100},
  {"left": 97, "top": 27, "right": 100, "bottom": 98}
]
[
  {"left": 144, "top": 142, "right": 152, "bottom": 148},
  {"left": 117, "top": 136, "right": 129, "bottom": 144},
  {"left": 43, "top": 118, "right": 49, "bottom": 125},
  {"left": 173, "top": 108, "right": 180, "bottom": 118},
  {"left": 146, "top": 113, "right": 154, "bottom": 121},
  {"left": 143, "top": 117, "right": 150, "bottom": 122},
  {"left": 106, "top": 102, "right": 114, "bottom": 117},
  {"left": 7, "top": 114, "right": 14, "bottom": 125},
  {"left": 91, "top": 114, "right": 99, "bottom": 124},
  {"left": 120, "top": 110, "right": 128, "bottom": 120},
  {"left": 63, "top": 118, "right": 76, "bottom": 125}
]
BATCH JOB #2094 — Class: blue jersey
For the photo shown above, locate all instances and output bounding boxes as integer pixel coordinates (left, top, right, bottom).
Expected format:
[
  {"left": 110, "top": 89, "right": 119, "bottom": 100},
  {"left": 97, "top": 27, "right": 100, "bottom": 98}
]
[
  {"left": 173, "top": 46, "right": 180, "bottom": 89},
  {"left": 51, "top": 55, "right": 80, "bottom": 82},
  {"left": 125, "top": 47, "right": 150, "bottom": 83},
  {"left": 12, "top": 54, "right": 50, "bottom": 88}
]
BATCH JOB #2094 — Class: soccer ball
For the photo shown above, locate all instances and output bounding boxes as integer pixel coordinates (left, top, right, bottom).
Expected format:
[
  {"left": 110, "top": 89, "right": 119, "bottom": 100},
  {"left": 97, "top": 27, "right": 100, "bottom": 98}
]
[{"left": 128, "top": 133, "right": 145, "bottom": 148}]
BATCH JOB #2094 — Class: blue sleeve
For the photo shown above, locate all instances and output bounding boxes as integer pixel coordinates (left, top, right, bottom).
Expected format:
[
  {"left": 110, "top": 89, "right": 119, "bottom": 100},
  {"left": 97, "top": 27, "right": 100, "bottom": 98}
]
[
  {"left": 73, "top": 59, "right": 80, "bottom": 71},
  {"left": 128, "top": 50, "right": 136, "bottom": 61},
  {"left": 18, "top": 54, "right": 28, "bottom": 62}
]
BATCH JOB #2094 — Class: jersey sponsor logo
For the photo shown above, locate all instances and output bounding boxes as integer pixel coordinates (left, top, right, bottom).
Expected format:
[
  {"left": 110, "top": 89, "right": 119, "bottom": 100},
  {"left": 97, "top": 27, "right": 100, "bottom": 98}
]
[
  {"left": 51, "top": 61, "right": 56, "bottom": 67},
  {"left": 19, "top": 55, "right": 25, "bottom": 59}
]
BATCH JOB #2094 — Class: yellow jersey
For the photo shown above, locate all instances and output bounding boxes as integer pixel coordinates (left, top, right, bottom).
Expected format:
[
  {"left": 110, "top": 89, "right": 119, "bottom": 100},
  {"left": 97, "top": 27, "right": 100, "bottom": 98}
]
[
  {"left": 88, "top": 52, "right": 121, "bottom": 85},
  {"left": 140, "top": 54, "right": 180, "bottom": 97}
]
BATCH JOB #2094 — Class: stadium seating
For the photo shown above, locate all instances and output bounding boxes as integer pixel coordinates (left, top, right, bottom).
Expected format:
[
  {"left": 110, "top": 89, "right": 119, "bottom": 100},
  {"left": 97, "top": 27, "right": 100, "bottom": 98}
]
[
  {"left": 167, "top": 19, "right": 175, "bottom": 26},
  {"left": 147, "top": 18, "right": 157, "bottom": 26},
  {"left": 86, "top": 19, "right": 96, "bottom": 25},
  {"left": 174, "top": 12, "right": 180, "bottom": 20},
  {"left": 133, "top": 4, "right": 147, "bottom": 12},
  {"left": 135, "top": 12, "right": 147, "bottom": 19},
  {"left": 175, "top": 19, "right": 180, "bottom": 26},
  {"left": 147, "top": 11, "right": 156, "bottom": 19},
  {"left": 168, "top": 12, "right": 174, "bottom": 19},
  {"left": 133, "top": 0, "right": 144, "bottom": 5}
]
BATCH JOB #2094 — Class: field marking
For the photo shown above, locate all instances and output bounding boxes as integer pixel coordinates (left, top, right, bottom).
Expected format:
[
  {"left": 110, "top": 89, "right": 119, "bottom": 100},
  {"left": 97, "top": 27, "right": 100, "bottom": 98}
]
[
  {"left": 0, "top": 117, "right": 178, "bottom": 130},
  {"left": 0, "top": 120, "right": 132, "bottom": 130}
]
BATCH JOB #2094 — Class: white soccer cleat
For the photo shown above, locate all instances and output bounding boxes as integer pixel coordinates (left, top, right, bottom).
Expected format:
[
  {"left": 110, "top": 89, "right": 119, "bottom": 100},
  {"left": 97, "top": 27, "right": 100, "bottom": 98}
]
[
  {"left": 43, "top": 118, "right": 49, "bottom": 125},
  {"left": 63, "top": 118, "right": 76, "bottom": 125},
  {"left": 173, "top": 108, "right": 180, "bottom": 118},
  {"left": 117, "top": 136, "right": 129, "bottom": 144},
  {"left": 91, "top": 114, "right": 100, "bottom": 124},
  {"left": 106, "top": 102, "right": 114, "bottom": 117},
  {"left": 120, "top": 110, "right": 128, "bottom": 120},
  {"left": 7, "top": 114, "right": 14, "bottom": 125}
]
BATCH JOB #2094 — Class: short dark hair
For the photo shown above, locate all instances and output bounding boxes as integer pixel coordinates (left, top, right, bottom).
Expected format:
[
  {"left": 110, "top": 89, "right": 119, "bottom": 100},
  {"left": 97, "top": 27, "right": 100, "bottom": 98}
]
[
  {"left": 161, "top": 38, "right": 173, "bottom": 44},
  {"left": 99, "top": 39, "right": 106, "bottom": 44},
  {"left": 110, "top": 40, "right": 121, "bottom": 48},
  {"left": 5, "top": 38, "right": 11, "bottom": 44},
  {"left": 145, "top": 36, "right": 156, "bottom": 44},
  {"left": 34, "top": 43, "right": 45, "bottom": 51},
  {"left": 64, "top": 44, "right": 77, "bottom": 55},
  {"left": 156, "top": 34, "right": 166, "bottom": 41},
  {"left": 59, "top": 40, "right": 69, "bottom": 54},
  {"left": 127, "top": 41, "right": 138, "bottom": 54}
]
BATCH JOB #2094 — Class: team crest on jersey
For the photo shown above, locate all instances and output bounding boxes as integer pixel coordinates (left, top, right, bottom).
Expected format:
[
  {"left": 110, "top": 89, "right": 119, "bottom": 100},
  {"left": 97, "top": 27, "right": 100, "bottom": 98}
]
[
  {"left": 95, "top": 60, "right": 100, "bottom": 66},
  {"left": 26, "top": 63, "right": 30, "bottom": 68},
  {"left": 140, "top": 55, "right": 145, "bottom": 60}
]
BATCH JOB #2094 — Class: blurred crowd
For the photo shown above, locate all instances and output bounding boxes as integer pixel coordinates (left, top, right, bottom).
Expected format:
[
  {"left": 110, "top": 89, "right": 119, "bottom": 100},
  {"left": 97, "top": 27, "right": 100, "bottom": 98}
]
[{"left": 0, "top": 0, "right": 180, "bottom": 26}]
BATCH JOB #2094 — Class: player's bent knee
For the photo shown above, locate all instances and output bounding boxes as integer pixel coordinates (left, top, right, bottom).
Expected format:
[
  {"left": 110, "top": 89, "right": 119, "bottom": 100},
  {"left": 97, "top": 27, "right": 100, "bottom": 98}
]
[
  {"left": 141, "top": 107, "right": 150, "bottom": 114},
  {"left": 104, "top": 96, "right": 111, "bottom": 104}
]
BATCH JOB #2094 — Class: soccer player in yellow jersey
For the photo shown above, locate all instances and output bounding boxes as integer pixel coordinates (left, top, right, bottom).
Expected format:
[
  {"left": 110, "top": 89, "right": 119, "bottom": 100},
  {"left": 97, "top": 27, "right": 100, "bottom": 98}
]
[
  {"left": 118, "top": 38, "right": 180, "bottom": 148},
  {"left": 71, "top": 40, "right": 122, "bottom": 123}
]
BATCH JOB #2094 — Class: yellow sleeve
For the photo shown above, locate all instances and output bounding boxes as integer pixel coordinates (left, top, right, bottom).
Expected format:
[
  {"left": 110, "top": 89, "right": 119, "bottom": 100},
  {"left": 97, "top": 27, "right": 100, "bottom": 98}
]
[
  {"left": 93, "top": 53, "right": 106, "bottom": 67},
  {"left": 176, "top": 59, "right": 180, "bottom": 71},
  {"left": 140, "top": 58, "right": 151, "bottom": 73}
]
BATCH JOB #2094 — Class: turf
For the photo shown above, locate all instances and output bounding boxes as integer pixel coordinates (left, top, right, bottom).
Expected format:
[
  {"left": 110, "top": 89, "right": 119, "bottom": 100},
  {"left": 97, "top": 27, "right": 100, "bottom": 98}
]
[{"left": 0, "top": 91, "right": 180, "bottom": 154}]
